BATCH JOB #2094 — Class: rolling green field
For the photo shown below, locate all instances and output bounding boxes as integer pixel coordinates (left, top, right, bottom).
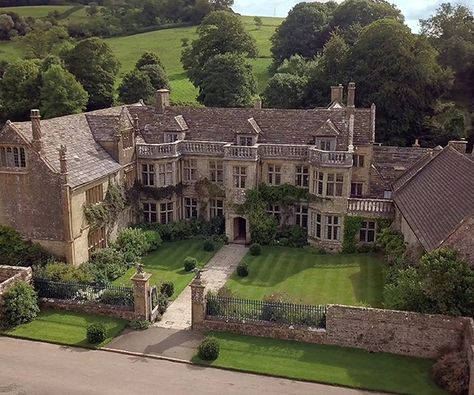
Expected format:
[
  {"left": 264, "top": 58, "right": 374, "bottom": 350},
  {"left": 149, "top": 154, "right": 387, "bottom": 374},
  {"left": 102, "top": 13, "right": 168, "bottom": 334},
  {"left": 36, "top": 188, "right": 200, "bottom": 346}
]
[
  {"left": 113, "top": 239, "right": 220, "bottom": 299},
  {"left": 0, "top": 5, "right": 74, "bottom": 18},
  {"left": 0, "top": 14, "right": 281, "bottom": 103},
  {"left": 4, "top": 310, "right": 127, "bottom": 348},
  {"left": 194, "top": 332, "right": 446, "bottom": 395},
  {"left": 225, "top": 246, "right": 385, "bottom": 306}
]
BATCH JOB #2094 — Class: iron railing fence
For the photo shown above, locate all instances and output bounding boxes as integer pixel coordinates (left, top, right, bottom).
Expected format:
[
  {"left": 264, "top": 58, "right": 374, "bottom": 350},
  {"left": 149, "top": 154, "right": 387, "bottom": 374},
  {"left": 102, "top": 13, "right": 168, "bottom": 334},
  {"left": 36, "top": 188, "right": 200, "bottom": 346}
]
[
  {"left": 34, "top": 279, "right": 134, "bottom": 307},
  {"left": 206, "top": 295, "right": 327, "bottom": 328}
]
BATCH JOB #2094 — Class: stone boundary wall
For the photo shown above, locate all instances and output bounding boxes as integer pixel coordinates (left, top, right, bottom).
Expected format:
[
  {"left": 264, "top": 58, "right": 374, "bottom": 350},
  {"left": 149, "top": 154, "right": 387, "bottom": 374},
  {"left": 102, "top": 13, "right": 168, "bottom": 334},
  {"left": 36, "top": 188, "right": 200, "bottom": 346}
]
[
  {"left": 326, "top": 305, "right": 466, "bottom": 358},
  {"left": 194, "top": 318, "right": 327, "bottom": 344},
  {"left": 0, "top": 266, "right": 32, "bottom": 320},
  {"left": 40, "top": 298, "right": 135, "bottom": 321}
]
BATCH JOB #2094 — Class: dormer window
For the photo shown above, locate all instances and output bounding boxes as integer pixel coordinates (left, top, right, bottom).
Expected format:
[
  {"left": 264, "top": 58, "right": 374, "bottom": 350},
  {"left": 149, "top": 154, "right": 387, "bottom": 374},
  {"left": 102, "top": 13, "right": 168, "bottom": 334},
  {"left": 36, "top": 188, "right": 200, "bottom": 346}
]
[
  {"left": 238, "top": 136, "right": 254, "bottom": 146},
  {"left": 315, "top": 138, "right": 336, "bottom": 151},
  {"left": 165, "top": 133, "right": 180, "bottom": 143},
  {"left": 0, "top": 146, "right": 27, "bottom": 169}
]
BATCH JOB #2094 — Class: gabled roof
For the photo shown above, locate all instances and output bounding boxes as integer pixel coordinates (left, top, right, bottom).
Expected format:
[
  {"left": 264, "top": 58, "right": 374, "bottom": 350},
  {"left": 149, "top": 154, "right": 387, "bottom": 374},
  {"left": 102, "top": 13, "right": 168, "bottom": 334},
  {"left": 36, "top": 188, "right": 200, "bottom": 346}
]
[
  {"left": 128, "top": 105, "right": 374, "bottom": 147},
  {"left": 313, "top": 119, "right": 341, "bottom": 136},
  {"left": 394, "top": 146, "right": 474, "bottom": 251},
  {"left": 8, "top": 107, "right": 129, "bottom": 188}
]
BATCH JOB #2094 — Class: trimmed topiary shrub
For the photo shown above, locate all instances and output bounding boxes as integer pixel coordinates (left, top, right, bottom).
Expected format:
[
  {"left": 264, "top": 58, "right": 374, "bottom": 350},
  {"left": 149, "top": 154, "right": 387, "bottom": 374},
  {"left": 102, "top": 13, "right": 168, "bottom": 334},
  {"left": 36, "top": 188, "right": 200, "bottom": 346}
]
[
  {"left": 129, "top": 320, "right": 150, "bottom": 330},
  {"left": 249, "top": 243, "right": 261, "bottom": 256},
  {"left": 198, "top": 337, "right": 220, "bottom": 361},
  {"left": 184, "top": 256, "right": 197, "bottom": 272},
  {"left": 160, "top": 281, "right": 175, "bottom": 298},
  {"left": 203, "top": 239, "right": 215, "bottom": 252},
  {"left": 3, "top": 281, "right": 39, "bottom": 327},
  {"left": 432, "top": 350, "right": 469, "bottom": 395},
  {"left": 236, "top": 262, "right": 249, "bottom": 277},
  {"left": 86, "top": 323, "right": 107, "bottom": 344}
]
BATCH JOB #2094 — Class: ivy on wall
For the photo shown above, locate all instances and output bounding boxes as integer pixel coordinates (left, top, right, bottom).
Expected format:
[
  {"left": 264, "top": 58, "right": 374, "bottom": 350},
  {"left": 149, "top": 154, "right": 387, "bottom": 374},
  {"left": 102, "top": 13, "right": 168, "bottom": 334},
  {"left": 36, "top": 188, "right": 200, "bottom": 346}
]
[
  {"left": 342, "top": 216, "right": 365, "bottom": 254},
  {"left": 83, "top": 183, "right": 127, "bottom": 240}
]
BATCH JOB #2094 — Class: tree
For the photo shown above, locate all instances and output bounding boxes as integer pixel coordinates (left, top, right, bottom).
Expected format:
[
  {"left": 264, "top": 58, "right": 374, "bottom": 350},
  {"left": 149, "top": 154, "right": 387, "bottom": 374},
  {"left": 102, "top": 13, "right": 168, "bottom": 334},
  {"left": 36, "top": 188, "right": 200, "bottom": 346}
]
[
  {"left": 64, "top": 37, "right": 120, "bottom": 110},
  {"left": 22, "top": 25, "right": 70, "bottom": 59},
  {"left": 118, "top": 69, "right": 155, "bottom": 104},
  {"left": 0, "top": 14, "right": 14, "bottom": 40},
  {"left": 270, "top": 2, "right": 337, "bottom": 66},
  {"left": 420, "top": 3, "right": 474, "bottom": 99},
  {"left": 182, "top": 11, "right": 257, "bottom": 87},
  {"left": 421, "top": 102, "right": 467, "bottom": 146},
  {"left": 0, "top": 59, "right": 41, "bottom": 121},
  {"left": 210, "top": 0, "right": 233, "bottom": 11},
  {"left": 40, "top": 64, "right": 88, "bottom": 119},
  {"left": 263, "top": 73, "right": 307, "bottom": 109},
  {"left": 254, "top": 16, "right": 262, "bottom": 30},
  {"left": 135, "top": 51, "right": 165, "bottom": 70},
  {"left": 330, "top": 0, "right": 403, "bottom": 44},
  {"left": 140, "top": 64, "right": 169, "bottom": 90},
  {"left": 348, "top": 19, "right": 452, "bottom": 145},
  {"left": 197, "top": 53, "right": 256, "bottom": 107}
]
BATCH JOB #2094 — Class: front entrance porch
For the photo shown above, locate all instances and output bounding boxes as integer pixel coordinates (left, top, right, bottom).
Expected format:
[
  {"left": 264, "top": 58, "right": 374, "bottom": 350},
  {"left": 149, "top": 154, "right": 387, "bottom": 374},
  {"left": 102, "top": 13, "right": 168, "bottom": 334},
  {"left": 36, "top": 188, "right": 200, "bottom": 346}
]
[{"left": 233, "top": 217, "right": 247, "bottom": 243}]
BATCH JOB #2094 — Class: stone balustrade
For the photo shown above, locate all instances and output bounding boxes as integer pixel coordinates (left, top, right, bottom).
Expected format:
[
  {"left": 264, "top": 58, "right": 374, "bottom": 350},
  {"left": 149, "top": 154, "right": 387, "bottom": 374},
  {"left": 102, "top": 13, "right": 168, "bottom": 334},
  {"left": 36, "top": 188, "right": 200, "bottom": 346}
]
[
  {"left": 179, "top": 141, "right": 226, "bottom": 156},
  {"left": 259, "top": 144, "right": 309, "bottom": 160},
  {"left": 137, "top": 142, "right": 179, "bottom": 159},
  {"left": 309, "top": 148, "right": 353, "bottom": 167},
  {"left": 348, "top": 198, "right": 394, "bottom": 217},
  {"left": 224, "top": 144, "right": 259, "bottom": 161}
]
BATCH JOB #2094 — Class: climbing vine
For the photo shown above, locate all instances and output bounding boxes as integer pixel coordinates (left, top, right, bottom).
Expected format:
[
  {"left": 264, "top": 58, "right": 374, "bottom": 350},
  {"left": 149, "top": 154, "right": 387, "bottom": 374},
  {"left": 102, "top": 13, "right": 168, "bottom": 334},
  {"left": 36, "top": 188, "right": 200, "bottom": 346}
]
[
  {"left": 195, "top": 178, "right": 225, "bottom": 198},
  {"left": 83, "top": 182, "right": 127, "bottom": 239},
  {"left": 126, "top": 182, "right": 186, "bottom": 207},
  {"left": 342, "top": 216, "right": 364, "bottom": 253}
]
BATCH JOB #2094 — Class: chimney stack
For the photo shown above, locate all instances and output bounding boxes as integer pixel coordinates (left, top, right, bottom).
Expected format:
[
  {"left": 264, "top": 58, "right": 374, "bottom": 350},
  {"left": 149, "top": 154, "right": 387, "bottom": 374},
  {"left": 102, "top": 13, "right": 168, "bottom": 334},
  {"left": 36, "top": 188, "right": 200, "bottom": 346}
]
[
  {"left": 133, "top": 114, "right": 139, "bottom": 131},
  {"left": 31, "top": 109, "right": 42, "bottom": 151},
  {"left": 58, "top": 145, "right": 68, "bottom": 175},
  {"left": 448, "top": 139, "right": 468, "bottom": 154},
  {"left": 155, "top": 89, "right": 170, "bottom": 114},
  {"left": 330, "top": 85, "right": 343, "bottom": 103},
  {"left": 254, "top": 98, "right": 262, "bottom": 109},
  {"left": 412, "top": 139, "right": 420, "bottom": 148},
  {"left": 347, "top": 82, "right": 356, "bottom": 108}
]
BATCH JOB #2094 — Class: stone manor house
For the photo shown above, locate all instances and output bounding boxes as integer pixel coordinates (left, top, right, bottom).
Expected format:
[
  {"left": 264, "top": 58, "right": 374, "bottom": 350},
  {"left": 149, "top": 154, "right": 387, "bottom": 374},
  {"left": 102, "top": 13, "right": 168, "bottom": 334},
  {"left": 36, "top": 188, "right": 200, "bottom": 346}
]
[{"left": 1, "top": 84, "right": 473, "bottom": 265}]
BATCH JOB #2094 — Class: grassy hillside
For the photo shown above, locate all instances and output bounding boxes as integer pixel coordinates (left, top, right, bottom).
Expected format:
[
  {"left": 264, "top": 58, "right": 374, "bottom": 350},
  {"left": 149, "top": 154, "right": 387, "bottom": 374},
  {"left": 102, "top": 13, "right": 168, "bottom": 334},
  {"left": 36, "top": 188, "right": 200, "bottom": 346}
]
[
  {"left": 0, "top": 5, "right": 74, "bottom": 18},
  {"left": 0, "top": 14, "right": 282, "bottom": 103}
]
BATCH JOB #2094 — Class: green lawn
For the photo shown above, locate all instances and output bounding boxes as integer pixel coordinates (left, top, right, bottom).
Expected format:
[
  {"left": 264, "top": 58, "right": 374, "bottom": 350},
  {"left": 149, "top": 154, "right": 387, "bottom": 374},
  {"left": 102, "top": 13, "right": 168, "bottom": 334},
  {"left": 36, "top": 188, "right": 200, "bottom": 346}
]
[
  {"left": 113, "top": 239, "right": 220, "bottom": 299},
  {"left": 0, "top": 15, "right": 282, "bottom": 103},
  {"left": 3, "top": 310, "right": 127, "bottom": 348},
  {"left": 225, "top": 246, "right": 384, "bottom": 307},
  {"left": 0, "top": 5, "right": 75, "bottom": 18},
  {"left": 193, "top": 332, "right": 446, "bottom": 395}
]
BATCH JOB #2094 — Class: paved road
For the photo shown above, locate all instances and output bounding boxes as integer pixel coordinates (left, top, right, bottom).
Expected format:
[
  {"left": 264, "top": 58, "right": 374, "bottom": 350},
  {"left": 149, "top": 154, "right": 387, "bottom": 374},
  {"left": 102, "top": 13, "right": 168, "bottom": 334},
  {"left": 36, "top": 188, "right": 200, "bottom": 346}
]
[
  {"left": 157, "top": 244, "right": 248, "bottom": 330},
  {"left": 0, "top": 337, "right": 376, "bottom": 395}
]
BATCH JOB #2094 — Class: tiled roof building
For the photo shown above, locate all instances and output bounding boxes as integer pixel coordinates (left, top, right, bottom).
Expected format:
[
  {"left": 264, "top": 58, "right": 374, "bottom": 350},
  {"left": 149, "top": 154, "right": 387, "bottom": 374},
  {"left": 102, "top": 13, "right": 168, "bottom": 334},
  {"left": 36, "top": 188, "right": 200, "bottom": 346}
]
[{"left": 1, "top": 85, "right": 472, "bottom": 265}]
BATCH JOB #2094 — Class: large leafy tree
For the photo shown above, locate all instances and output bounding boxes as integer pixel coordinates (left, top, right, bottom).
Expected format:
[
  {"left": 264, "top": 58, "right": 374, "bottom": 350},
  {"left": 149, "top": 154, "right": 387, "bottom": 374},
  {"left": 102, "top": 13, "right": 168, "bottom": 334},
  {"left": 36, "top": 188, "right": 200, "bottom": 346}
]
[
  {"left": 182, "top": 11, "right": 257, "bottom": 87},
  {"left": 0, "top": 59, "right": 41, "bottom": 121},
  {"left": 118, "top": 69, "right": 155, "bottom": 104},
  {"left": 348, "top": 19, "right": 452, "bottom": 145},
  {"left": 22, "top": 25, "right": 70, "bottom": 59},
  {"left": 40, "top": 64, "right": 88, "bottom": 119},
  {"left": 263, "top": 73, "right": 307, "bottom": 109},
  {"left": 64, "top": 37, "right": 120, "bottom": 111},
  {"left": 420, "top": 3, "right": 474, "bottom": 100},
  {"left": 197, "top": 53, "right": 256, "bottom": 107},
  {"left": 271, "top": 2, "right": 337, "bottom": 66}
]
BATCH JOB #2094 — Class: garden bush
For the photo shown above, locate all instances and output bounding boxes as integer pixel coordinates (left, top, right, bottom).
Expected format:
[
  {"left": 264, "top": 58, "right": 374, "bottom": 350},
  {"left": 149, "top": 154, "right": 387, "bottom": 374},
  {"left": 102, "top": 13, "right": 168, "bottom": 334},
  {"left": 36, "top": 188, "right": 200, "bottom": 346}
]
[
  {"left": 116, "top": 228, "right": 150, "bottom": 260},
  {"left": 86, "top": 323, "right": 107, "bottom": 344},
  {"left": 144, "top": 230, "right": 162, "bottom": 252},
  {"left": 184, "top": 256, "right": 197, "bottom": 272},
  {"left": 249, "top": 243, "right": 261, "bottom": 256},
  {"left": 260, "top": 293, "right": 293, "bottom": 323},
  {"left": 82, "top": 248, "right": 127, "bottom": 284},
  {"left": 160, "top": 281, "right": 175, "bottom": 298},
  {"left": 129, "top": 320, "right": 150, "bottom": 330},
  {"left": 198, "top": 337, "right": 220, "bottom": 361},
  {"left": 203, "top": 239, "right": 215, "bottom": 252},
  {"left": 236, "top": 262, "right": 249, "bottom": 277},
  {"left": 99, "top": 289, "right": 133, "bottom": 306},
  {"left": 432, "top": 350, "right": 469, "bottom": 395},
  {"left": 3, "top": 281, "right": 39, "bottom": 327},
  {"left": 152, "top": 292, "right": 169, "bottom": 315},
  {"left": 36, "top": 261, "right": 93, "bottom": 283}
]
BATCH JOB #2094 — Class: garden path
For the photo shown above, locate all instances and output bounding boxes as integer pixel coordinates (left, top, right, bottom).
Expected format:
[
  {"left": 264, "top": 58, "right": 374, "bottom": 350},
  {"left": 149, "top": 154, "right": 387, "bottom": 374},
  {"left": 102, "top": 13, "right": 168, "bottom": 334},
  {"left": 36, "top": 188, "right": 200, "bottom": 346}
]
[{"left": 155, "top": 243, "right": 248, "bottom": 330}]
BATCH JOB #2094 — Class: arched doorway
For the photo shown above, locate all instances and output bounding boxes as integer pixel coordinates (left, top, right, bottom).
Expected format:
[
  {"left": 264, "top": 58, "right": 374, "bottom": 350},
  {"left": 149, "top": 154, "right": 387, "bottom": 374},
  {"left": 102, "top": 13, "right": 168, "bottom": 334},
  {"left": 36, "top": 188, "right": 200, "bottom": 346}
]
[{"left": 233, "top": 217, "right": 247, "bottom": 242}]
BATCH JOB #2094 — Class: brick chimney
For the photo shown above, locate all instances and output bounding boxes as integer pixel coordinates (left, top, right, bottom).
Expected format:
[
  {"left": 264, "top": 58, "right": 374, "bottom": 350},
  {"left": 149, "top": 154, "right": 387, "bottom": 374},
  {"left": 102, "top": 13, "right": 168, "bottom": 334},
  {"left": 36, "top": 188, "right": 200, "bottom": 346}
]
[
  {"left": 448, "top": 139, "right": 468, "bottom": 154},
  {"left": 330, "top": 85, "right": 343, "bottom": 103},
  {"left": 254, "top": 98, "right": 262, "bottom": 109},
  {"left": 347, "top": 82, "right": 356, "bottom": 108},
  {"left": 155, "top": 89, "right": 170, "bottom": 114},
  {"left": 31, "top": 109, "right": 42, "bottom": 151},
  {"left": 58, "top": 145, "right": 68, "bottom": 175}
]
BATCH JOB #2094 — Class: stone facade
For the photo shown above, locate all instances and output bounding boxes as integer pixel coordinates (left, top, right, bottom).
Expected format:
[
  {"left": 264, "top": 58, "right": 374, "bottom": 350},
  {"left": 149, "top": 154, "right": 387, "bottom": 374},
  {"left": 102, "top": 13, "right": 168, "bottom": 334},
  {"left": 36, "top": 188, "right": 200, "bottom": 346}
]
[{"left": 0, "top": 265, "right": 32, "bottom": 320}]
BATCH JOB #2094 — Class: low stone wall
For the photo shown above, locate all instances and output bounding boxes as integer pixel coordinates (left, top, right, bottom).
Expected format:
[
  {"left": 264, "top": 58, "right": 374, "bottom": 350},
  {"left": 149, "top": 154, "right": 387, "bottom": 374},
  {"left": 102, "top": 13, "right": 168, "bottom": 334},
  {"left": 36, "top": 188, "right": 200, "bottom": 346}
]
[
  {"left": 464, "top": 319, "right": 474, "bottom": 395},
  {"left": 195, "top": 318, "right": 327, "bottom": 344},
  {"left": 0, "top": 265, "right": 32, "bottom": 320},
  {"left": 326, "top": 305, "right": 466, "bottom": 358},
  {"left": 40, "top": 298, "right": 135, "bottom": 321}
]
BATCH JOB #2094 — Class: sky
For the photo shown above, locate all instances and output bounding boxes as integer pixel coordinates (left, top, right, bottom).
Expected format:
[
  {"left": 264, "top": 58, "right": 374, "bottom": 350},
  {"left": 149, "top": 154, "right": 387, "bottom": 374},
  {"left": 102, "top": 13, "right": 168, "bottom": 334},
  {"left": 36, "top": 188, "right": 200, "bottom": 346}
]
[{"left": 233, "top": 0, "right": 474, "bottom": 32}]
